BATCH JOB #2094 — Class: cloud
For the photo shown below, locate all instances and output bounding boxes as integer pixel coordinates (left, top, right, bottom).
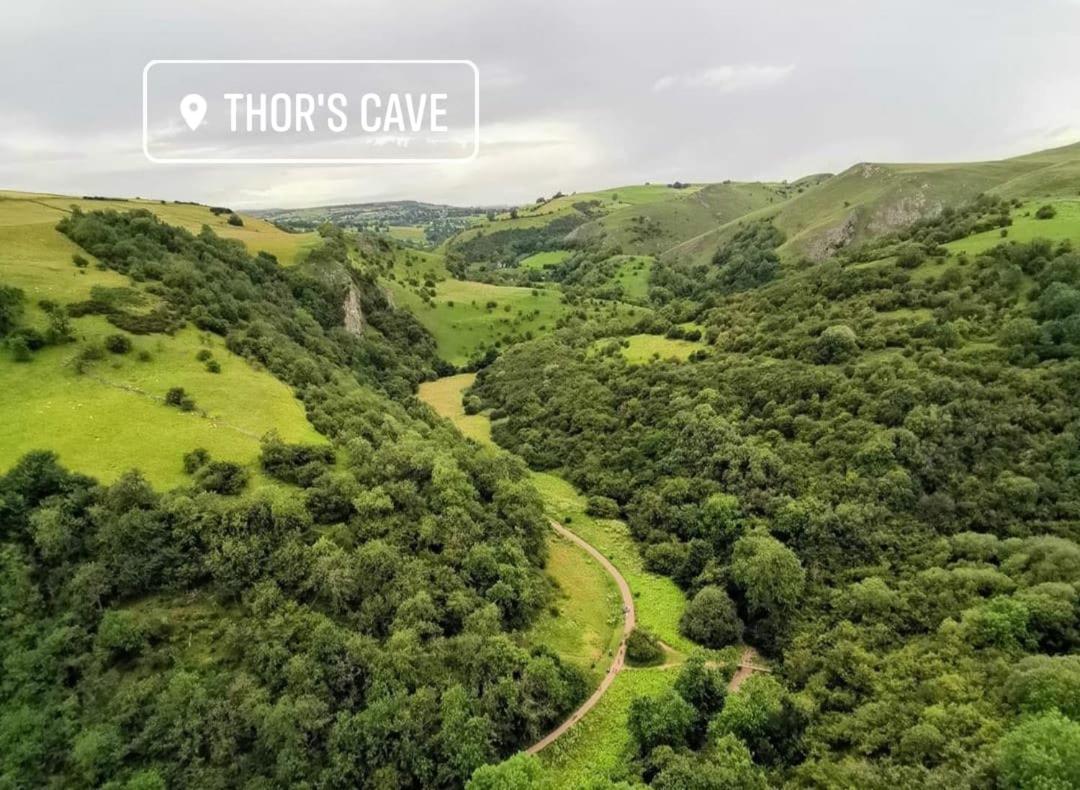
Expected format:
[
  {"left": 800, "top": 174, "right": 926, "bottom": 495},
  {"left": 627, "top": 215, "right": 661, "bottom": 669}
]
[{"left": 653, "top": 63, "right": 795, "bottom": 93}]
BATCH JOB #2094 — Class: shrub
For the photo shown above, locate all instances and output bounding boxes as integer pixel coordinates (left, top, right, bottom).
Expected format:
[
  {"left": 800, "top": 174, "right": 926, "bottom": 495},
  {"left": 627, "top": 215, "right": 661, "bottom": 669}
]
[
  {"left": 182, "top": 448, "right": 210, "bottom": 474},
  {"left": 0, "top": 284, "right": 27, "bottom": 336},
  {"left": 205, "top": 359, "right": 221, "bottom": 373},
  {"left": 96, "top": 610, "right": 146, "bottom": 659},
  {"left": 585, "top": 495, "right": 620, "bottom": 518},
  {"left": 1035, "top": 204, "right": 1057, "bottom": 220},
  {"left": 260, "top": 433, "right": 335, "bottom": 484},
  {"left": 195, "top": 460, "right": 249, "bottom": 495},
  {"left": 196, "top": 349, "right": 212, "bottom": 362},
  {"left": 680, "top": 586, "right": 744, "bottom": 647},
  {"left": 164, "top": 387, "right": 187, "bottom": 406},
  {"left": 9, "top": 335, "right": 32, "bottom": 362},
  {"left": 626, "top": 627, "right": 664, "bottom": 666},
  {"left": 463, "top": 395, "right": 482, "bottom": 415},
  {"left": 165, "top": 387, "right": 196, "bottom": 411},
  {"left": 816, "top": 324, "right": 859, "bottom": 363},
  {"left": 227, "top": 213, "right": 244, "bottom": 226},
  {"left": 104, "top": 334, "right": 132, "bottom": 354},
  {"left": 72, "top": 253, "right": 89, "bottom": 268}
]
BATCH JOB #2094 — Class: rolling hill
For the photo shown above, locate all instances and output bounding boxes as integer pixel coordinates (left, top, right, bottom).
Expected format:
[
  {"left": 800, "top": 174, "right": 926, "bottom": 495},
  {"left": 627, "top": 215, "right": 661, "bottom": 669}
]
[{"left": 661, "top": 141, "right": 1080, "bottom": 268}]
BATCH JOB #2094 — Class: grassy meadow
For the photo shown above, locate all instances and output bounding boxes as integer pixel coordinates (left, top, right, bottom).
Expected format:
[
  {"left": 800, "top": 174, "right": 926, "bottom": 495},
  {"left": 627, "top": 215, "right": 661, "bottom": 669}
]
[{"left": 0, "top": 194, "right": 325, "bottom": 488}]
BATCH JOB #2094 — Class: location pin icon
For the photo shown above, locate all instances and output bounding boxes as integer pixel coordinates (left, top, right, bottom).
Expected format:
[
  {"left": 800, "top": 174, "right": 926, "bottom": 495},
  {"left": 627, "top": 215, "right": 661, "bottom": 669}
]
[{"left": 179, "top": 93, "right": 207, "bottom": 131}]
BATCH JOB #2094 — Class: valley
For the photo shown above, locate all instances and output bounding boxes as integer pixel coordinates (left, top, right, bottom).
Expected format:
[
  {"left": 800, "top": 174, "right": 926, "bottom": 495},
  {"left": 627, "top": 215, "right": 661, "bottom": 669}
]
[{"left": 3, "top": 140, "right": 1080, "bottom": 789}]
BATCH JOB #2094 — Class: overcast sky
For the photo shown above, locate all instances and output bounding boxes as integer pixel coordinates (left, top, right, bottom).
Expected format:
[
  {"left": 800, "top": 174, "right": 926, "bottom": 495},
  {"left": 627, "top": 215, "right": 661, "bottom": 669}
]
[{"left": 3, "top": 0, "right": 1080, "bottom": 208}]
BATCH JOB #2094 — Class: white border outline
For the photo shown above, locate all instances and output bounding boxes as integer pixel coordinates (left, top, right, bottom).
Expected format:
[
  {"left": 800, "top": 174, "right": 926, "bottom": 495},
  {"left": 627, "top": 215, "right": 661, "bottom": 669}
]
[{"left": 142, "top": 59, "right": 480, "bottom": 164}]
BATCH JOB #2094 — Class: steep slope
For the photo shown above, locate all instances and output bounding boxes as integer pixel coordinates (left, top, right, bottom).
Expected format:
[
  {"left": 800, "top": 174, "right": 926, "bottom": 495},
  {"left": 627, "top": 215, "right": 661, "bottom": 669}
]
[
  {"left": 566, "top": 180, "right": 806, "bottom": 256},
  {"left": 662, "top": 141, "right": 1080, "bottom": 268}
]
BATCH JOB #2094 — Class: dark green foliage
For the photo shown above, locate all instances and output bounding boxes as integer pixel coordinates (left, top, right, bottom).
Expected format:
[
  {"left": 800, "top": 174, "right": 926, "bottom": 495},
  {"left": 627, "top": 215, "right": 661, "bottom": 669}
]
[
  {"left": 259, "top": 433, "right": 335, "bottom": 485},
  {"left": 469, "top": 218, "right": 1080, "bottom": 785},
  {"left": 628, "top": 689, "right": 697, "bottom": 755},
  {"left": 104, "top": 333, "right": 132, "bottom": 354},
  {"left": 814, "top": 324, "right": 858, "bottom": 363},
  {"left": 9, "top": 335, "right": 31, "bottom": 362},
  {"left": 193, "top": 460, "right": 249, "bottom": 495},
  {"left": 626, "top": 626, "right": 664, "bottom": 665},
  {"left": 0, "top": 210, "right": 584, "bottom": 788},
  {"left": 163, "top": 386, "right": 195, "bottom": 411},
  {"left": 679, "top": 586, "right": 743, "bottom": 648},
  {"left": 648, "top": 220, "right": 783, "bottom": 306},
  {"left": 1034, "top": 204, "right": 1057, "bottom": 220},
  {"left": 205, "top": 359, "right": 220, "bottom": 373},
  {"left": 182, "top": 447, "right": 210, "bottom": 474},
  {"left": 72, "top": 253, "right": 89, "bottom": 268},
  {"left": 0, "top": 284, "right": 25, "bottom": 335},
  {"left": 226, "top": 213, "right": 243, "bottom": 226},
  {"left": 38, "top": 299, "right": 73, "bottom": 344},
  {"left": 451, "top": 213, "right": 585, "bottom": 270},
  {"left": 584, "top": 494, "right": 620, "bottom": 518},
  {"left": 711, "top": 221, "right": 784, "bottom": 293}
]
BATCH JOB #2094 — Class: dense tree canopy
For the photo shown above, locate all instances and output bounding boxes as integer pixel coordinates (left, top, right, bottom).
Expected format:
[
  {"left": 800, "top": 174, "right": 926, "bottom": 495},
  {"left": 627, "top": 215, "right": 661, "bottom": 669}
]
[{"left": 0, "top": 212, "right": 584, "bottom": 788}]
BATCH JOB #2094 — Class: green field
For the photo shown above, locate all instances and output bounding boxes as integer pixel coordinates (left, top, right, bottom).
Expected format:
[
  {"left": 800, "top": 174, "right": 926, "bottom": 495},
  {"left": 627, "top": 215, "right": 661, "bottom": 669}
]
[
  {"left": 0, "top": 195, "right": 326, "bottom": 488},
  {"left": 388, "top": 277, "right": 569, "bottom": 365},
  {"left": 0, "top": 316, "right": 324, "bottom": 489},
  {"left": 526, "top": 184, "right": 702, "bottom": 218},
  {"left": 384, "top": 245, "right": 647, "bottom": 365},
  {"left": 592, "top": 333, "right": 706, "bottom": 364},
  {"left": 386, "top": 225, "right": 427, "bottom": 244},
  {"left": 570, "top": 181, "right": 787, "bottom": 257},
  {"left": 527, "top": 533, "right": 623, "bottom": 683},
  {"left": 610, "top": 255, "right": 653, "bottom": 302},
  {"left": 947, "top": 199, "right": 1080, "bottom": 256},
  {"left": 519, "top": 250, "right": 570, "bottom": 270}
]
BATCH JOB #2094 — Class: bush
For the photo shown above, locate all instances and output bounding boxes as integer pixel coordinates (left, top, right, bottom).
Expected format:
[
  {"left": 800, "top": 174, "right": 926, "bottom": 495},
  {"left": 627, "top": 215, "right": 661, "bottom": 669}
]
[
  {"left": 260, "top": 433, "right": 335, "bottom": 484},
  {"left": 0, "top": 284, "right": 26, "bottom": 336},
  {"left": 104, "top": 334, "right": 132, "bottom": 354},
  {"left": 182, "top": 448, "right": 210, "bottom": 474},
  {"left": 680, "top": 586, "right": 744, "bottom": 647},
  {"left": 1035, "top": 204, "right": 1057, "bottom": 220},
  {"left": 816, "top": 324, "right": 859, "bottom": 363},
  {"left": 164, "top": 386, "right": 187, "bottom": 406},
  {"left": 205, "top": 359, "right": 221, "bottom": 373},
  {"left": 96, "top": 610, "right": 146, "bottom": 659},
  {"left": 9, "top": 335, "right": 32, "bottom": 362},
  {"left": 165, "top": 386, "right": 196, "bottom": 411},
  {"left": 227, "top": 213, "right": 244, "bottom": 226},
  {"left": 196, "top": 349, "right": 212, "bottom": 362},
  {"left": 72, "top": 253, "right": 89, "bottom": 268},
  {"left": 195, "top": 460, "right": 249, "bottom": 495},
  {"left": 626, "top": 626, "right": 664, "bottom": 666},
  {"left": 585, "top": 495, "right": 620, "bottom": 518}
]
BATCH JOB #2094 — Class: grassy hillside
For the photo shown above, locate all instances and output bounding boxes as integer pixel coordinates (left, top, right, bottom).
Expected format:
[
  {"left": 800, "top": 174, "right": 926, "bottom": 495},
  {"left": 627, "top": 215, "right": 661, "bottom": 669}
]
[
  {"left": 0, "top": 191, "right": 319, "bottom": 265},
  {"left": 376, "top": 242, "right": 647, "bottom": 366},
  {"left": 662, "top": 142, "right": 1080, "bottom": 268},
  {"left": 567, "top": 180, "right": 793, "bottom": 256},
  {"left": 0, "top": 195, "right": 324, "bottom": 487}
]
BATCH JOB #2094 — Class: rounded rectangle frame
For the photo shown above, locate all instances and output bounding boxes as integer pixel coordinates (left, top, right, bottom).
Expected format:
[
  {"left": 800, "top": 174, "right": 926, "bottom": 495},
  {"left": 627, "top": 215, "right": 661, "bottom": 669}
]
[{"left": 142, "top": 59, "right": 480, "bottom": 164}]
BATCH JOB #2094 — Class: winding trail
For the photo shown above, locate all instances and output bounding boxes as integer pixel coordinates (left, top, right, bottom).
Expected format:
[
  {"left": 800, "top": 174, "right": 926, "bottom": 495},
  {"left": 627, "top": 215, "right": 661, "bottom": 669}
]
[
  {"left": 417, "top": 374, "right": 768, "bottom": 756},
  {"left": 526, "top": 520, "right": 636, "bottom": 755}
]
